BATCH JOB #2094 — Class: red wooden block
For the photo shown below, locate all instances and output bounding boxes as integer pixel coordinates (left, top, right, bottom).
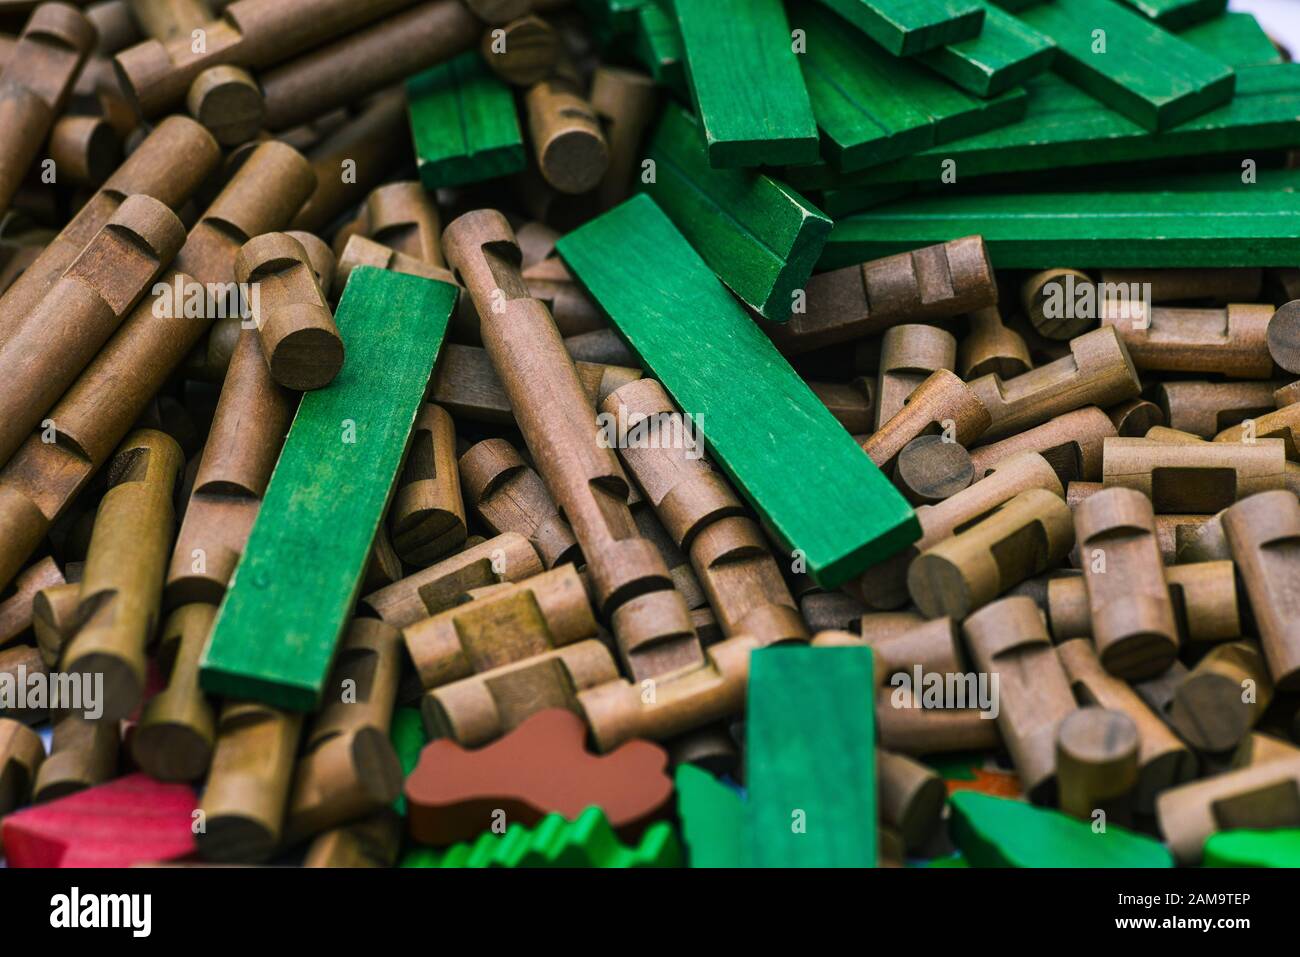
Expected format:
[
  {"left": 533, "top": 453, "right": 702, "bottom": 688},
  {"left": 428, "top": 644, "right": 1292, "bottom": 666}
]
[
  {"left": 2, "top": 772, "right": 198, "bottom": 867},
  {"left": 405, "top": 708, "right": 674, "bottom": 846}
]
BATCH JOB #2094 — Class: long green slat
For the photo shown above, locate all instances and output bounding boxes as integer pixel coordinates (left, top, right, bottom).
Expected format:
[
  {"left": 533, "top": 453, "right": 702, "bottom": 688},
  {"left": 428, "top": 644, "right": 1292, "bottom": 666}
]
[
  {"left": 747, "top": 646, "right": 876, "bottom": 867},
  {"left": 821, "top": 190, "right": 1300, "bottom": 270},
  {"left": 643, "top": 103, "right": 831, "bottom": 321},
  {"left": 1016, "top": 0, "right": 1234, "bottom": 132},
  {"left": 919, "top": 2, "right": 1057, "bottom": 97},
  {"left": 558, "top": 194, "right": 918, "bottom": 588},
  {"left": 1114, "top": 0, "right": 1226, "bottom": 29},
  {"left": 797, "top": 2, "right": 1028, "bottom": 173},
  {"left": 407, "top": 52, "right": 526, "bottom": 191},
  {"left": 814, "top": 0, "right": 985, "bottom": 56},
  {"left": 674, "top": 0, "right": 819, "bottom": 167},
  {"left": 199, "top": 269, "right": 458, "bottom": 710}
]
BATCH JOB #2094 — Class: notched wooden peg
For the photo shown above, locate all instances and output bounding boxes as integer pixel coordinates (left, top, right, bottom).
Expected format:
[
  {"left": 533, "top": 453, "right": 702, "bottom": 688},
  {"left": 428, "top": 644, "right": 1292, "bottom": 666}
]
[
  {"left": 0, "top": 556, "right": 64, "bottom": 649},
  {"left": 525, "top": 57, "right": 609, "bottom": 195},
  {"left": 1105, "top": 301, "right": 1274, "bottom": 378},
  {"left": 1022, "top": 269, "right": 1095, "bottom": 341},
  {"left": 964, "top": 596, "right": 1077, "bottom": 803},
  {"left": 1102, "top": 436, "right": 1286, "bottom": 513},
  {"left": 877, "top": 749, "right": 945, "bottom": 853},
  {"left": 1167, "top": 640, "right": 1272, "bottom": 755},
  {"left": 132, "top": 602, "right": 217, "bottom": 782},
  {"left": 893, "top": 434, "right": 973, "bottom": 506},
  {"left": 343, "top": 180, "right": 444, "bottom": 266},
  {"left": 33, "top": 711, "right": 120, "bottom": 803},
  {"left": 33, "top": 581, "right": 79, "bottom": 668},
  {"left": 1157, "top": 756, "right": 1300, "bottom": 864},
  {"left": 235, "top": 231, "right": 344, "bottom": 391},
  {"left": 1222, "top": 490, "right": 1300, "bottom": 691},
  {"left": 1055, "top": 707, "right": 1139, "bottom": 823},
  {"left": 909, "top": 488, "right": 1074, "bottom": 620},
  {"left": 1074, "top": 486, "right": 1179, "bottom": 680},
  {"left": 481, "top": 14, "right": 559, "bottom": 87},
  {"left": 875, "top": 324, "right": 957, "bottom": 429},
  {"left": 389, "top": 403, "right": 467, "bottom": 566},
  {"left": 303, "top": 810, "right": 402, "bottom": 868},
  {"left": 0, "top": 717, "right": 43, "bottom": 815},
  {"left": 186, "top": 63, "right": 265, "bottom": 146},
  {"left": 48, "top": 114, "right": 121, "bottom": 187},
  {"left": 959, "top": 307, "right": 1032, "bottom": 381},
  {"left": 62, "top": 429, "right": 184, "bottom": 723},
  {"left": 970, "top": 406, "right": 1115, "bottom": 486},
  {"left": 589, "top": 65, "right": 657, "bottom": 210},
  {"left": 969, "top": 326, "right": 1141, "bottom": 442},
  {"left": 1267, "top": 299, "right": 1300, "bottom": 375},
  {"left": 861, "top": 369, "right": 990, "bottom": 470},
  {"left": 1100, "top": 268, "right": 1262, "bottom": 305},
  {"left": 1058, "top": 638, "right": 1194, "bottom": 814},
  {"left": 1214, "top": 403, "right": 1300, "bottom": 461},
  {"left": 459, "top": 438, "right": 581, "bottom": 569},
  {"left": 768, "top": 236, "right": 996, "bottom": 355},
  {"left": 1107, "top": 397, "right": 1164, "bottom": 438},
  {"left": 1155, "top": 380, "right": 1280, "bottom": 438},
  {"left": 0, "top": 645, "right": 45, "bottom": 724}
]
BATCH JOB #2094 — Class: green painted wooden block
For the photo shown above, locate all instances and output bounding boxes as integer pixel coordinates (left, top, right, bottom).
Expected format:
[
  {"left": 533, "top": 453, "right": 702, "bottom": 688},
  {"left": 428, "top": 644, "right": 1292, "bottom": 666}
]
[
  {"left": 558, "top": 195, "right": 919, "bottom": 588},
  {"left": 949, "top": 792, "right": 1174, "bottom": 867},
  {"left": 1178, "top": 10, "right": 1282, "bottom": 67},
  {"left": 747, "top": 646, "right": 876, "bottom": 867},
  {"left": 400, "top": 807, "right": 682, "bottom": 868},
  {"left": 643, "top": 104, "right": 831, "bottom": 321},
  {"left": 919, "top": 2, "right": 1057, "bottom": 97},
  {"left": 406, "top": 53, "right": 526, "bottom": 191},
  {"left": 796, "top": 62, "right": 1300, "bottom": 190},
  {"left": 674, "top": 0, "right": 819, "bottom": 167},
  {"left": 798, "top": 2, "right": 1029, "bottom": 173},
  {"left": 815, "top": 0, "right": 986, "bottom": 56},
  {"left": 1017, "top": 0, "right": 1234, "bottom": 132},
  {"left": 1204, "top": 829, "right": 1300, "bottom": 868},
  {"left": 199, "top": 270, "right": 457, "bottom": 710},
  {"left": 990, "top": 0, "right": 1047, "bottom": 9},
  {"left": 391, "top": 706, "right": 426, "bottom": 817},
  {"left": 1115, "top": 0, "right": 1227, "bottom": 30},
  {"left": 632, "top": 0, "right": 687, "bottom": 97},
  {"left": 676, "top": 765, "right": 747, "bottom": 868}
]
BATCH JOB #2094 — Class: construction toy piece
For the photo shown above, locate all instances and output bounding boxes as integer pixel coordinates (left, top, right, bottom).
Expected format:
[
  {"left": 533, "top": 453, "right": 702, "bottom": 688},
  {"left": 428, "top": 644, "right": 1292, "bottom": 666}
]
[
  {"left": 402, "top": 806, "right": 681, "bottom": 868},
  {"left": 1017, "top": 0, "right": 1234, "bottom": 133},
  {"left": 1204, "top": 829, "right": 1300, "bottom": 868},
  {"left": 391, "top": 706, "right": 426, "bottom": 818},
  {"left": 558, "top": 195, "right": 919, "bottom": 589},
  {"left": 949, "top": 791, "right": 1174, "bottom": 867},
  {"left": 815, "top": 0, "right": 985, "bottom": 56},
  {"left": 920, "top": 2, "right": 1056, "bottom": 98},
  {"left": 1115, "top": 0, "right": 1227, "bottom": 30},
  {"left": 675, "top": 764, "right": 746, "bottom": 868},
  {"left": 1157, "top": 757, "right": 1300, "bottom": 864},
  {"left": 642, "top": 104, "right": 831, "bottom": 322},
  {"left": 674, "top": 0, "right": 818, "bottom": 167},
  {"left": 200, "top": 269, "right": 458, "bottom": 711},
  {"left": 407, "top": 52, "right": 526, "bottom": 190},
  {"left": 746, "top": 646, "right": 876, "bottom": 867},
  {"left": 1, "top": 773, "right": 198, "bottom": 868},
  {"left": 404, "top": 708, "right": 674, "bottom": 846}
]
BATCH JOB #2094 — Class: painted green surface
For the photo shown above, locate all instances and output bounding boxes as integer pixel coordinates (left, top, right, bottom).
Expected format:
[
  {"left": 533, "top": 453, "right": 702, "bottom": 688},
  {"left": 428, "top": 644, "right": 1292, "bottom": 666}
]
[
  {"left": 1204, "top": 828, "right": 1300, "bottom": 868},
  {"left": 1177, "top": 10, "right": 1283, "bottom": 67},
  {"left": 400, "top": 807, "right": 681, "bottom": 868},
  {"left": 949, "top": 792, "right": 1174, "bottom": 867},
  {"left": 920, "top": 2, "right": 1057, "bottom": 97},
  {"left": 558, "top": 195, "right": 919, "bottom": 589},
  {"left": 791, "top": 62, "right": 1300, "bottom": 190},
  {"left": 815, "top": 0, "right": 985, "bottom": 56},
  {"left": 675, "top": 0, "right": 819, "bottom": 167},
  {"left": 391, "top": 706, "right": 426, "bottom": 817},
  {"left": 797, "top": 2, "right": 1029, "bottom": 173},
  {"left": 1017, "top": 0, "right": 1234, "bottom": 132},
  {"left": 1115, "top": 0, "right": 1227, "bottom": 29},
  {"left": 407, "top": 53, "right": 526, "bottom": 191},
  {"left": 746, "top": 646, "right": 876, "bottom": 867},
  {"left": 632, "top": 0, "right": 687, "bottom": 97},
  {"left": 643, "top": 104, "right": 831, "bottom": 321},
  {"left": 821, "top": 190, "right": 1300, "bottom": 270},
  {"left": 200, "top": 270, "right": 457, "bottom": 710},
  {"left": 676, "top": 765, "right": 747, "bottom": 868}
]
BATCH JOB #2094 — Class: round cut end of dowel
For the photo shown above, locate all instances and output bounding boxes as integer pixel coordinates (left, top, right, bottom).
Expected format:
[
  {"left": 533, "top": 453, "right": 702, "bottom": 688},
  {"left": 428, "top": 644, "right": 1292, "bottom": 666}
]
[{"left": 1267, "top": 300, "right": 1300, "bottom": 375}]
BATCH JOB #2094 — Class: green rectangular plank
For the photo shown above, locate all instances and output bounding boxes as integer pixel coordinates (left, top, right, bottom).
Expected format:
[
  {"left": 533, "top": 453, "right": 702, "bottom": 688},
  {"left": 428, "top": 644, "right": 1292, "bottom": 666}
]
[
  {"left": 788, "top": 61, "right": 1300, "bottom": 190},
  {"left": 558, "top": 194, "right": 918, "bottom": 588},
  {"left": 200, "top": 269, "right": 457, "bottom": 710},
  {"left": 990, "top": 0, "right": 1046, "bottom": 9},
  {"left": 407, "top": 53, "right": 526, "bottom": 190},
  {"left": 919, "top": 2, "right": 1057, "bottom": 97},
  {"left": 631, "top": 0, "right": 687, "bottom": 98},
  {"left": 1177, "top": 10, "right": 1282, "bottom": 66},
  {"left": 1114, "top": 0, "right": 1226, "bottom": 29},
  {"left": 643, "top": 103, "right": 831, "bottom": 321},
  {"left": 820, "top": 190, "right": 1300, "bottom": 270},
  {"left": 1017, "top": 0, "right": 1234, "bottom": 132},
  {"left": 747, "top": 646, "right": 876, "bottom": 867},
  {"left": 815, "top": 0, "right": 985, "bottom": 56},
  {"left": 675, "top": 0, "right": 819, "bottom": 167},
  {"left": 797, "top": 2, "right": 1029, "bottom": 173}
]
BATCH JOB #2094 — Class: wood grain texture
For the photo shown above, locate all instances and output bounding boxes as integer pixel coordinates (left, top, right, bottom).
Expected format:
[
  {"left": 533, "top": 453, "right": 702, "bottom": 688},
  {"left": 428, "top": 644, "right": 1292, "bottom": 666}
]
[
  {"left": 815, "top": 0, "right": 985, "bottom": 56},
  {"left": 675, "top": 0, "right": 819, "bottom": 167},
  {"left": 797, "top": 2, "right": 1029, "bottom": 173},
  {"left": 407, "top": 52, "right": 526, "bottom": 190},
  {"left": 643, "top": 103, "right": 831, "bottom": 321},
  {"left": 1017, "top": 0, "right": 1234, "bottom": 132},
  {"left": 919, "top": 2, "right": 1056, "bottom": 97},
  {"left": 199, "top": 269, "right": 457, "bottom": 710},
  {"left": 746, "top": 645, "right": 876, "bottom": 867},
  {"left": 558, "top": 195, "right": 919, "bottom": 588},
  {"left": 822, "top": 190, "right": 1300, "bottom": 270},
  {"left": 1114, "top": 0, "right": 1226, "bottom": 30}
]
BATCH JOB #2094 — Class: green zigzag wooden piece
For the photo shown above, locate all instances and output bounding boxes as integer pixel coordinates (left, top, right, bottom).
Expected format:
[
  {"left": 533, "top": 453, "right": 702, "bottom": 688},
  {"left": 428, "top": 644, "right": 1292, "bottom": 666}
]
[{"left": 399, "top": 806, "right": 681, "bottom": 868}]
